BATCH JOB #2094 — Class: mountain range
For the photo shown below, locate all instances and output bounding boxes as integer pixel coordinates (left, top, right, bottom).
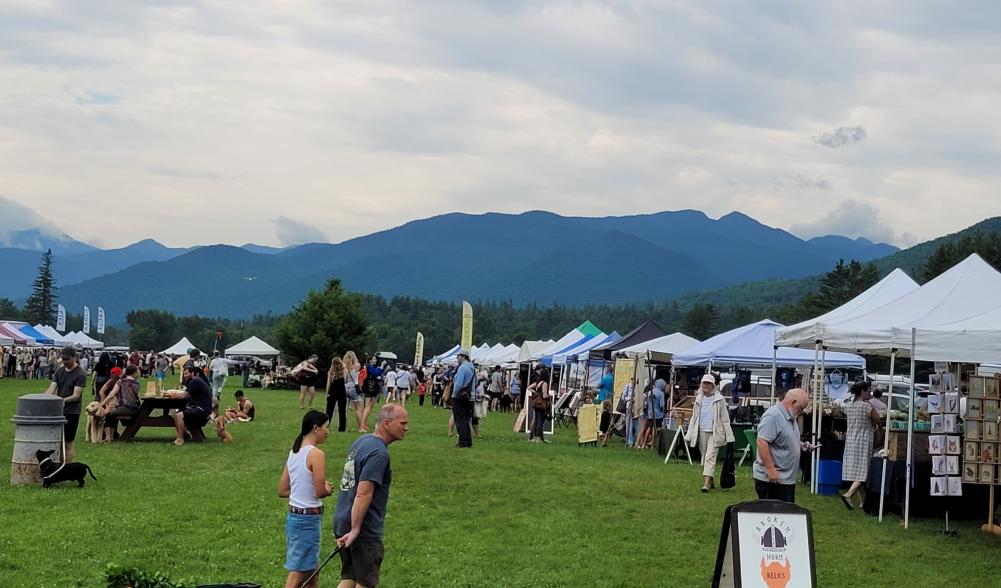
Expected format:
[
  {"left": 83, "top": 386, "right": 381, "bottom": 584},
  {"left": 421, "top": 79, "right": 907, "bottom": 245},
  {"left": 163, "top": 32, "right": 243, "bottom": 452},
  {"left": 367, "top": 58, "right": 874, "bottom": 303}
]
[{"left": 0, "top": 209, "right": 901, "bottom": 323}]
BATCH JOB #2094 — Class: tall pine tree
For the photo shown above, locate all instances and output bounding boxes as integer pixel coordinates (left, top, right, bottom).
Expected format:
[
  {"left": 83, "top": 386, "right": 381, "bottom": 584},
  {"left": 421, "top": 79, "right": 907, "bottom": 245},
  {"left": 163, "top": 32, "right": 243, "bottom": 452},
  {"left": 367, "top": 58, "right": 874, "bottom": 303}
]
[{"left": 24, "top": 249, "right": 57, "bottom": 326}]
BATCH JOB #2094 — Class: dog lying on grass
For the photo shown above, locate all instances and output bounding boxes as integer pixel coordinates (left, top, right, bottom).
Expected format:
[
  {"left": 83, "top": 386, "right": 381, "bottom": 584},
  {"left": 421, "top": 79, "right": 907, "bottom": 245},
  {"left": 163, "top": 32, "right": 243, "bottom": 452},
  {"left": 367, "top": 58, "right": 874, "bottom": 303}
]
[
  {"left": 215, "top": 415, "right": 233, "bottom": 444},
  {"left": 35, "top": 449, "right": 96, "bottom": 488}
]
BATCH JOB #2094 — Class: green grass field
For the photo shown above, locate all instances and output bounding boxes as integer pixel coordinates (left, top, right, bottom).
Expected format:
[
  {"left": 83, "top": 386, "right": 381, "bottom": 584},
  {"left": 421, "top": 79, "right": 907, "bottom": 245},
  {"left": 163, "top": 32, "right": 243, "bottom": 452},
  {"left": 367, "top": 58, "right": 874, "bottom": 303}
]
[{"left": 0, "top": 375, "right": 996, "bottom": 587}]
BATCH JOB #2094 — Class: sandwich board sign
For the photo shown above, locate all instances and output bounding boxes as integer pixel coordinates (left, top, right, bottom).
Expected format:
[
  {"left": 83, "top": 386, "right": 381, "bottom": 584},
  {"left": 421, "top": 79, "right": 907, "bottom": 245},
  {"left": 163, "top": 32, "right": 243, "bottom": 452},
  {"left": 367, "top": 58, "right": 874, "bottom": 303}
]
[{"left": 712, "top": 500, "right": 816, "bottom": 588}]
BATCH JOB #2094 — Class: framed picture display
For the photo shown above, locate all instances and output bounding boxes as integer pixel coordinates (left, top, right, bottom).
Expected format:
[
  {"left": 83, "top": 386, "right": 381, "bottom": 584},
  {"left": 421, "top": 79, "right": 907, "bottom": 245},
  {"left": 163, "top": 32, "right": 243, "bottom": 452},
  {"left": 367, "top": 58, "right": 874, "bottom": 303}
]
[
  {"left": 947, "top": 455, "right": 960, "bottom": 475},
  {"left": 930, "top": 374, "right": 944, "bottom": 393},
  {"left": 985, "top": 399, "right": 999, "bottom": 421},
  {"left": 972, "top": 376, "right": 986, "bottom": 398},
  {"left": 932, "top": 455, "right": 947, "bottom": 476},
  {"left": 942, "top": 373, "right": 956, "bottom": 391},
  {"left": 930, "top": 414, "right": 944, "bottom": 434},
  {"left": 967, "top": 419, "right": 981, "bottom": 440},
  {"left": 966, "top": 441, "right": 979, "bottom": 462},
  {"left": 928, "top": 434, "right": 945, "bottom": 455},
  {"left": 980, "top": 464, "right": 995, "bottom": 485},
  {"left": 968, "top": 398, "right": 983, "bottom": 419},
  {"left": 982, "top": 443, "right": 996, "bottom": 464},
  {"left": 965, "top": 463, "right": 979, "bottom": 483},
  {"left": 988, "top": 378, "right": 1000, "bottom": 399},
  {"left": 944, "top": 392, "right": 959, "bottom": 414},
  {"left": 948, "top": 476, "right": 963, "bottom": 496},
  {"left": 927, "top": 393, "right": 943, "bottom": 413},
  {"left": 947, "top": 436, "right": 961, "bottom": 455},
  {"left": 944, "top": 414, "right": 957, "bottom": 434},
  {"left": 985, "top": 420, "right": 998, "bottom": 442},
  {"left": 931, "top": 477, "right": 947, "bottom": 496}
]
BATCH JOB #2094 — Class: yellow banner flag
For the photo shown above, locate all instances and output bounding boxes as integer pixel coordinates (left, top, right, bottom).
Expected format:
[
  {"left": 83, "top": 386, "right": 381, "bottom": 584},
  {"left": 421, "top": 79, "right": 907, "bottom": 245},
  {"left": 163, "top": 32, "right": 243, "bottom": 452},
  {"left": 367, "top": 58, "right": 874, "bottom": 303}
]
[
  {"left": 460, "top": 301, "right": 473, "bottom": 353},
  {"left": 414, "top": 332, "right": 424, "bottom": 366}
]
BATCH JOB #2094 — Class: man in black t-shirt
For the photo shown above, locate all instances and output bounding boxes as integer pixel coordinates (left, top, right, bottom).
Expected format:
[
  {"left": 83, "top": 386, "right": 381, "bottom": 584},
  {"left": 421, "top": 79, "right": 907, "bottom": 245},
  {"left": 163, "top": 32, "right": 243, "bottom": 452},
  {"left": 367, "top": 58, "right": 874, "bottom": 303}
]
[
  {"left": 168, "top": 365, "right": 213, "bottom": 446},
  {"left": 45, "top": 346, "right": 87, "bottom": 462}
]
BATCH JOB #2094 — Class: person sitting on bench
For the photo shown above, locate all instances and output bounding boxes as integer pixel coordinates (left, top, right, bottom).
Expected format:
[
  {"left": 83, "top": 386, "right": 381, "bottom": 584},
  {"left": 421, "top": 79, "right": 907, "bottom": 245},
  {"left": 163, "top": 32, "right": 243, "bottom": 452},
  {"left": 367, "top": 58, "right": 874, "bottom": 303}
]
[
  {"left": 225, "top": 389, "right": 255, "bottom": 422},
  {"left": 166, "top": 365, "right": 212, "bottom": 446}
]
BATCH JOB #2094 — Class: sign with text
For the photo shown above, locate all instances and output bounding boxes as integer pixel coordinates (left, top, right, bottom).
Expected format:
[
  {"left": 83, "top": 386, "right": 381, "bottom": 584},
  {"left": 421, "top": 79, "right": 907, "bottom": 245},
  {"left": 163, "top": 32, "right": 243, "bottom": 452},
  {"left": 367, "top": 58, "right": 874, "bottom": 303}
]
[
  {"left": 460, "top": 301, "right": 473, "bottom": 353},
  {"left": 713, "top": 500, "right": 816, "bottom": 588},
  {"left": 56, "top": 304, "right": 66, "bottom": 332},
  {"left": 414, "top": 331, "right": 424, "bottom": 367},
  {"left": 96, "top": 307, "right": 105, "bottom": 335},
  {"left": 82, "top": 306, "right": 91, "bottom": 334},
  {"left": 611, "top": 357, "right": 636, "bottom": 414}
]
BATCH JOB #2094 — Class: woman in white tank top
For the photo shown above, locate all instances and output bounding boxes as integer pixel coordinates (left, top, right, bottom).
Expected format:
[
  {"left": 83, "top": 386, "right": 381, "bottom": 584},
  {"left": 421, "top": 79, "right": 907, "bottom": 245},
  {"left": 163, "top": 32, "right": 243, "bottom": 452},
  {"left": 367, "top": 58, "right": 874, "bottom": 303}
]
[{"left": 278, "top": 410, "right": 333, "bottom": 588}]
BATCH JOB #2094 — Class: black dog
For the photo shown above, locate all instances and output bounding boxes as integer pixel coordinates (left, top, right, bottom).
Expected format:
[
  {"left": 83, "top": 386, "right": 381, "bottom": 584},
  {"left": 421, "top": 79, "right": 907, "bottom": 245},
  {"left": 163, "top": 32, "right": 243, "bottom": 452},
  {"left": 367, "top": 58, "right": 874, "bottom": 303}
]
[{"left": 35, "top": 449, "right": 96, "bottom": 488}]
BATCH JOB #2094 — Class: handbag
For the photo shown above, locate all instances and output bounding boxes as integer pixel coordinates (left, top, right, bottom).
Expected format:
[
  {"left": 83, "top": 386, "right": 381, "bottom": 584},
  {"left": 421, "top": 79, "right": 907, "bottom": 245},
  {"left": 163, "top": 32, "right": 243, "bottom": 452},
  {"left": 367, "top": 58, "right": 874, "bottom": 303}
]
[
  {"left": 442, "top": 381, "right": 453, "bottom": 403},
  {"left": 720, "top": 442, "right": 736, "bottom": 489}
]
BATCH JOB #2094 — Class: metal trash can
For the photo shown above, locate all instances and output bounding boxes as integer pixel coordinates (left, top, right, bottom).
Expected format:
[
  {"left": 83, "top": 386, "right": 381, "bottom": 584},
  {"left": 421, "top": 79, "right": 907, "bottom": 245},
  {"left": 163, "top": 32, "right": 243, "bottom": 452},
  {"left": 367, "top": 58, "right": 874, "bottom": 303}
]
[{"left": 10, "top": 393, "right": 66, "bottom": 486}]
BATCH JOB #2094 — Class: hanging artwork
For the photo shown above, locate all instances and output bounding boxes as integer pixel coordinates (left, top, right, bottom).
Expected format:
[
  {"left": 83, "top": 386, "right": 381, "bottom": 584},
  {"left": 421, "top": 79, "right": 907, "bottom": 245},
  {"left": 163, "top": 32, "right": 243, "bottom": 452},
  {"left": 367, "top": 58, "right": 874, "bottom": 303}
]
[
  {"left": 968, "top": 398, "right": 983, "bottom": 419},
  {"left": 947, "top": 455, "right": 960, "bottom": 475},
  {"left": 965, "top": 463, "right": 979, "bottom": 483},
  {"left": 985, "top": 400, "right": 999, "bottom": 421},
  {"left": 944, "top": 414, "right": 957, "bottom": 434},
  {"left": 966, "top": 441, "right": 980, "bottom": 462},
  {"left": 928, "top": 435, "right": 945, "bottom": 455},
  {"left": 948, "top": 476, "right": 963, "bottom": 496},
  {"left": 967, "top": 419, "right": 982, "bottom": 440},
  {"left": 980, "top": 464, "right": 995, "bottom": 485},
  {"left": 944, "top": 392, "right": 959, "bottom": 414},
  {"left": 927, "top": 393, "right": 943, "bottom": 413},
  {"left": 972, "top": 377, "right": 986, "bottom": 398},
  {"left": 946, "top": 436, "right": 961, "bottom": 455}
]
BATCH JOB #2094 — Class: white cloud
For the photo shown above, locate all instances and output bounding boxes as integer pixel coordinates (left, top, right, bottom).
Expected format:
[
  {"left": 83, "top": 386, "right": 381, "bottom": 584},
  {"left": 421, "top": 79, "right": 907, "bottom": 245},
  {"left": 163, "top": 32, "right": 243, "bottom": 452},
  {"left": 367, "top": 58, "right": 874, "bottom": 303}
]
[
  {"left": 271, "top": 216, "right": 328, "bottom": 247},
  {"left": 789, "top": 199, "right": 915, "bottom": 246},
  {"left": 0, "top": 2, "right": 998, "bottom": 248}
]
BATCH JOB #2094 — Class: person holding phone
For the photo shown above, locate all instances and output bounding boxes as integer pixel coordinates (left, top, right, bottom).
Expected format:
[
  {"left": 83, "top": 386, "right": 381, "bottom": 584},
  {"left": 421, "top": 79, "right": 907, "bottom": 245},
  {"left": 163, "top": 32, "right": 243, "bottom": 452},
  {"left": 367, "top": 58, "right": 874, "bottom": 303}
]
[{"left": 753, "top": 388, "right": 812, "bottom": 503}]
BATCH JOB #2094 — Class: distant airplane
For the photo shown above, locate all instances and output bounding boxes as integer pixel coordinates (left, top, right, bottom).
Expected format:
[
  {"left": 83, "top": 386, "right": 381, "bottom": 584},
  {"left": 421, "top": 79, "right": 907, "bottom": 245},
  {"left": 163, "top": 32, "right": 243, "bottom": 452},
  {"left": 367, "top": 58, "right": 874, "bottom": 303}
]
[{"left": 242, "top": 276, "right": 258, "bottom": 281}]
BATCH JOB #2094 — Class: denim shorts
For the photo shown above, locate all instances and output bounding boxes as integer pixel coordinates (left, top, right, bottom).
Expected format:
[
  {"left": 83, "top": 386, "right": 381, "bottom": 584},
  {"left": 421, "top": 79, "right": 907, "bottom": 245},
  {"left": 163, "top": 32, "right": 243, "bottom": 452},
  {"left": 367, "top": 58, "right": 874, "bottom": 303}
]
[{"left": 285, "top": 512, "right": 322, "bottom": 571}]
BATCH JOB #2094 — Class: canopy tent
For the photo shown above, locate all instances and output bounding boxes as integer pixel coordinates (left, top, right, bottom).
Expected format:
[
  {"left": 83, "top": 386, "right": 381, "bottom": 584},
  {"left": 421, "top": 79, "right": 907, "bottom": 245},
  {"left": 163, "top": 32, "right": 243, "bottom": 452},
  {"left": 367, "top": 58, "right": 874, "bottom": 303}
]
[
  {"left": 162, "top": 337, "right": 198, "bottom": 356},
  {"left": 617, "top": 332, "right": 701, "bottom": 362},
  {"left": 0, "top": 331, "right": 12, "bottom": 345},
  {"left": 481, "top": 344, "right": 520, "bottom": 365},
  {"left": 540, "top": 333, "right": 599, "bottom": 367},
  {"left": 551, "top": 332, "right": 621, "bottom": 365},
  {"left": 431, "top": 344, "right": 461, "bottom": 364},
  {"left": 469, "top": 343, "right": 492, "bottom": 362},
  {"left": 673, "top": 319, "right": 865, "bottom": 368},
  {"left": 516, "top": 340, "right": 556, "bottom": 363},
  {"left": 18, "top": 324, "right": 53, "bottom": 345},
  {"left": 525, "top": 321, "right": 604, "bottom": 363},
  {"left": 225, "top": 335, "right": 280, "bottom": 357},
  {"left": 588, "top": 320, "right": 668, "bottom": 359},
  {"left": 776, "top": 255, "right": 1001, "bottom": 362},
  {"left": 34, "top": 325, "right": 72, "bottom": 346},
  {"left": 775, "top": 268, "right": 920, "bottom": 349},
  {"left": 64, "top": 331, "right": 104, "bottom": 349},
  {"left": 0, "top": 323, "right": 35, "bottom": 345}
]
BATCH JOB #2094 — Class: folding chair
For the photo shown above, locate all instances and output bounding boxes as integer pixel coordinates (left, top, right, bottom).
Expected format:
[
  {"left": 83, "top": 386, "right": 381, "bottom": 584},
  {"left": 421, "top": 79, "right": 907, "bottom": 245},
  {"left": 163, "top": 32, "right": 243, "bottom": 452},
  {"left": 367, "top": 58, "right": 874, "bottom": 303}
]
[{"left": 555, "top": 390, "right": 581, "bottom": 428}]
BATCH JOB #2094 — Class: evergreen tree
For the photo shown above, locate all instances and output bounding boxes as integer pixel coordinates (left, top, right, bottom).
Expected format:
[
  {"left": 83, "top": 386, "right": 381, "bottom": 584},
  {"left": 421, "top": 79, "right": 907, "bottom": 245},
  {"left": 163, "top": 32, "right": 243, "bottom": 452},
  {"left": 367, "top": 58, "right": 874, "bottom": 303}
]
[
  {"left": 275, "top": 278, "right": 370, "bottom": 365},
  {"left": 681, "top": 303, "right": 718, "bottom": 340},
  {"left": 23, "top": 249, "right": 57, "bottom": 325},
  {"left": 797, "top": 259, "right": 879, "bottom": 317},
  {"left": 920, "top": 231, "right": 1001, "bottom": 282},
  {"left": 0, "top": 298, "right": 21, "bottom": 320}
]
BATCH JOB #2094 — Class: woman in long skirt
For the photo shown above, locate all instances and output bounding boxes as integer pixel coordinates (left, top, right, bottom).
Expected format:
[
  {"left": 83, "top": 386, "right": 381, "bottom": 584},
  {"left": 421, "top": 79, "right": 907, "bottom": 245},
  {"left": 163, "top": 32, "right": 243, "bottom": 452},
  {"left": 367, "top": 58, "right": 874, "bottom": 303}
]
[{"left": 840, "top": 381, "right": 881, "bottom": 510}]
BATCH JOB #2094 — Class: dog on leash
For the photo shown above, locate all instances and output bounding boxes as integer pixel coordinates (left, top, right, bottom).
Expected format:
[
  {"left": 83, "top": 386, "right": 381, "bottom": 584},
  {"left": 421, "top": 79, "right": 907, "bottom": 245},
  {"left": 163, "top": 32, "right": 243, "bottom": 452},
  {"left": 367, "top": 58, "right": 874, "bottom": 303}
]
[
  {"left": 84, "top": 401, "right": 107, "bottom": 443},
  {"left": 214, "top": 415, "right": 233, "bottom": 444},
  {"left": 35, "top": 449, "right": 96, "bottom": 488}
]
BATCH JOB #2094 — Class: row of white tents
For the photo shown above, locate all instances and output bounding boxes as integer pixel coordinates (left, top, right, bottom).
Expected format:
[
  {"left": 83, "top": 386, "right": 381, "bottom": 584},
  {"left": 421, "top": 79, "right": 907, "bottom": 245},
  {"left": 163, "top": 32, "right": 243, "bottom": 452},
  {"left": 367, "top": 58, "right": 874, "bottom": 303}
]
[
  {"left": 0, "top": 322, "right": 105, "bottom": 349},
  {"left": 159, "top": 335, "right": 281, "bottom": 357}
]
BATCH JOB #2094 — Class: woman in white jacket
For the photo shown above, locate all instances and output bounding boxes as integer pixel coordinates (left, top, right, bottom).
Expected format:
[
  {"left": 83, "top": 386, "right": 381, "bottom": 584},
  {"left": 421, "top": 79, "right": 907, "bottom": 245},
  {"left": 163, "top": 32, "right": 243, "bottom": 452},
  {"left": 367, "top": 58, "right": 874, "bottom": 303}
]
[{"left": 685, "top": 374, "right": 735, "bottom": 492}]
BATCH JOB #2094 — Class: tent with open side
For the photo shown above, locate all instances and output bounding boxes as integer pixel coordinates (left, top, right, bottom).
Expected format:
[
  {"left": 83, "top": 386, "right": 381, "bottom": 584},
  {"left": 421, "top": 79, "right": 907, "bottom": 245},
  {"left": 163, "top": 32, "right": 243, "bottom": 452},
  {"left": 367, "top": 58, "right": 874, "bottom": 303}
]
[
  {"left": 673, "top": 319, "right": 865, "bottom": 369},
  {"left": 516, "top": 340, "right": 555, "bottom": 363},
  {"left": 225, "top": 335, "right": 280, "bottom": 357},
  {"left": 589, "top": 320, "right": 668, "bottom": 360},
  {"left": 162, "top": 337, "right": 198, "bottom": 356},
  {"left": 617, "top": 332, "right": 701, "bottom": 363},
  {"left": 551, "top": 331, "right": 621, "bottom": 366},
  {"left": 34, "top": 325, "right": 72, "bottom": 347},
  {"left": 65, "top": 331, "right": 104, "bottom": 349}
]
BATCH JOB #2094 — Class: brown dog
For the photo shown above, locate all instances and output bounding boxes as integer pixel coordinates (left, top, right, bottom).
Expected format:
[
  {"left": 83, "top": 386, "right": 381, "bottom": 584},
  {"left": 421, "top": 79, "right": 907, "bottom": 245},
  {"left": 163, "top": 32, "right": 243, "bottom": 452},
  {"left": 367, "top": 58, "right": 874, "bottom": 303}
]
[
  {"left": 214, "top": 415, "right": 233, "bottom": 444},
  {"left": 84, "top": 401, "right": 106, "bottom": 443}
]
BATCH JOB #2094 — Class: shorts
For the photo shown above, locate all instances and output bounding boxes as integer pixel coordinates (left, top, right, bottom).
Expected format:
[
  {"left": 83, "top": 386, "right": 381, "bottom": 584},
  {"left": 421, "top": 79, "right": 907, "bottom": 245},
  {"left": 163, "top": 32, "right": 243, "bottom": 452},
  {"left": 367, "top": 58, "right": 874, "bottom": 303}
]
[
  {"left": 340, "top": 539, "right": 384, "bottom": 587},
  {"left": 488, "top": 391, "right": 502, "bottom": 400},
  {"left": 64, "top": 413, "right": 80, "bottom": 443},
  {"left": 346, "top": 387, "right": 361, "bottom": 402},
  {"left": 155, "top": 370, "right": 165, "bottom": 380},
  {"left": 298, "top": 373, "right": 317, "bottom": 388},
  {"left": 285, "top": 512, "right": 322, "bottom": 571},
  {"left": 363, "top": 385, "right": 380, "bottom": 399},
  {"left": 182, "top": 407, "right": 209, "bottom": 429}
]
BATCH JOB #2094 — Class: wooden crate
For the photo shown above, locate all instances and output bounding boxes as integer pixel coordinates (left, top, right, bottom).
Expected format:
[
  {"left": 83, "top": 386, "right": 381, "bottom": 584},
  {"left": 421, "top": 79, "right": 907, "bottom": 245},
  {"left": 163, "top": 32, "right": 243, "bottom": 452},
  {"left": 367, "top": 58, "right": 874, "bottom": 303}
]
[{"left": 887, "top": 431, "right": 930, "bottom": 462}]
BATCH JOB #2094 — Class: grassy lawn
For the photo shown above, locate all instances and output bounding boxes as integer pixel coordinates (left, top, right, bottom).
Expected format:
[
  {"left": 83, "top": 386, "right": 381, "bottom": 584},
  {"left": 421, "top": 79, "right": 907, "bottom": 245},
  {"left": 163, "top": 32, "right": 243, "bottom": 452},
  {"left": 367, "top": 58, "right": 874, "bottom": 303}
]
[{"left": 0, "top": 375, "right": 997, "bottom": 587}]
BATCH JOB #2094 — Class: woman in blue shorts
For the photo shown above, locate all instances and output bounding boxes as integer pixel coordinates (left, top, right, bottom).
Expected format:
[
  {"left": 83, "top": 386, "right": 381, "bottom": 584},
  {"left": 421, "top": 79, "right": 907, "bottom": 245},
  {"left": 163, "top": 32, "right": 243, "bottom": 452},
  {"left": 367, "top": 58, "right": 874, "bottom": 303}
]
[{"left": 278, "top": 410, "right": 333, "bottom": 588}]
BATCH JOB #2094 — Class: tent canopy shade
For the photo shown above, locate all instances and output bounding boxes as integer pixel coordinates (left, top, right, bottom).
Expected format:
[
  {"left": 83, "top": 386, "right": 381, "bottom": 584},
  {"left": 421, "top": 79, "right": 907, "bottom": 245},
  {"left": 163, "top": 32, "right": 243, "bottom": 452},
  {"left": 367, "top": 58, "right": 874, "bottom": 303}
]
[
  {"left": 589, "top": 320, "right": 668, "bottom": 359},
  {"left": 162, "top": 337, "right": 198, "bottom": 356},
  {"left": 225, "top": 335, "right": 280, "bottom": 356},
  {"left": 18, "top": 324, "right": 53, "bottom": 345},
  {"left": 673, "top": 319, "right": 865, "bottom": 368},
  {"left": 0, "top": 323, "right": 35, "bottom": 345},
  {"left": 617, "top": 332, "right": 701, "bottom": 363}
]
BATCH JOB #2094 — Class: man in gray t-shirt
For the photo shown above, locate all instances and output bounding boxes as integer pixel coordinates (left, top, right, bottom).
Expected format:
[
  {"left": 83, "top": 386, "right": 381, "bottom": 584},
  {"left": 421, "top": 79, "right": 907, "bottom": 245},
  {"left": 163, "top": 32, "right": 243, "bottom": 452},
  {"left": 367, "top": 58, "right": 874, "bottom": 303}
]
[
  {"left": 334, "top": 404, "right": 408, "bottom": 587},
  {"left": 753, "top": 388, "right": 812, "bottom": 503},
  {"left": 45, "top": 347, "right": 87, "bottom": 463}
]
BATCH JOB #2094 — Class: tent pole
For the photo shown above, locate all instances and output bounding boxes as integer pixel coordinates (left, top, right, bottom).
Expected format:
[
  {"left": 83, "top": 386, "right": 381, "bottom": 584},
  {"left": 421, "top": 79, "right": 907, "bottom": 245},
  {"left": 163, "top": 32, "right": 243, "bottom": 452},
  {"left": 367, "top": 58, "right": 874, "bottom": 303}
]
[
  {"left": 770, "top": 346, "right": 777, "bottom": 405},
  {"left": 878, "top": 350, "right": 897, "bottom": 522},
  {"left": 904, "top": 328, "right": 917, "bottom": 529},
  {"left": 817, "top": 346, "right": 827, "bottom": 494},
  {"left": 811, "top": 342, "right": 820, "bottom": 494},
  {"left": 668, "top": 359, "right": 676, "bottom": 414}
]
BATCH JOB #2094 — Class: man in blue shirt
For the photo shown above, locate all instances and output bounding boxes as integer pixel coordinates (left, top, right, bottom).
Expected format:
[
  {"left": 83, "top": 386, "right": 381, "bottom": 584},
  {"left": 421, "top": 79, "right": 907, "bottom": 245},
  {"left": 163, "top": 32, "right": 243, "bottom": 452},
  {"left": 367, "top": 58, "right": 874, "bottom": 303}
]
[
  {"left": 451, "top": 350, "right": 476, "bottom": 448},
  {"left": 335, "top": 403, "right": 408, "bottom": 587},
  {"left": 595, "top": 364, "right": 614, "bottom": 404}
]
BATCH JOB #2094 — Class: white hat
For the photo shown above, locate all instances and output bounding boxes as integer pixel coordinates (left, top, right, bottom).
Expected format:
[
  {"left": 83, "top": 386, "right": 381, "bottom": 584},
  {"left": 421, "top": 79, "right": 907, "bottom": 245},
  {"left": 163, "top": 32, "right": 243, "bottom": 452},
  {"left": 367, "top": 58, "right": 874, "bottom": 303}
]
[{"left": 700, "top": 374, "right": 716, "bottom": 385}]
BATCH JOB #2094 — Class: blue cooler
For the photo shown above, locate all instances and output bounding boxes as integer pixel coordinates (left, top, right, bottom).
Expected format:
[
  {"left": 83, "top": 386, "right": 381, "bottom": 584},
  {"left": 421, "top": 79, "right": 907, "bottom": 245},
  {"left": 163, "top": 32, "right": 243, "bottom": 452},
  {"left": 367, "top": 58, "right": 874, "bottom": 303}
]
[{"left": 817, "top": 460, "right": 843, "bottom": 496}]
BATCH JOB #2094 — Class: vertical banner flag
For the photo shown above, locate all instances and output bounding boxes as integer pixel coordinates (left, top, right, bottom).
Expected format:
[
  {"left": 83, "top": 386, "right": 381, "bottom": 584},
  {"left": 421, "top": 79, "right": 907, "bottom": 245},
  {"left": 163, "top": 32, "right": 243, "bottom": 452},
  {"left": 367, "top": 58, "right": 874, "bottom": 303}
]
[
  {"left": 414, "top": 332, "right": 424, "bottom": 367},
  {"left": 56, "top": 304, "right": 66, "bottom": 332},
  {"left": 460, "top": 301, "right": 473, "bottom": 353},
  {"left": 83, "top": 306, "right": 91, "bottom": 334},
  {"left": 97, "top": 307, "right": 105, "bottom": 334}
]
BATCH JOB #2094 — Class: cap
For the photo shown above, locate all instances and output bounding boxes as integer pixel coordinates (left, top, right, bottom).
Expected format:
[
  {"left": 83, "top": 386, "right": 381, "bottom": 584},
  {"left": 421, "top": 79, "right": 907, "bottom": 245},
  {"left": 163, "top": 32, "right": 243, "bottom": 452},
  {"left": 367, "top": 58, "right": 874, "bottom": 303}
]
[
  {"left": 457, "top": 349, "right": 471, "bottom": 358},
  {"left": 110, "top": 367, "right": 123, "bottom": 377},
  {"left": 60, "top": 346, "right": 77, "bottom": 358},
  {"left": 700, "top": 374, "right": 716, "bottom": 385}
]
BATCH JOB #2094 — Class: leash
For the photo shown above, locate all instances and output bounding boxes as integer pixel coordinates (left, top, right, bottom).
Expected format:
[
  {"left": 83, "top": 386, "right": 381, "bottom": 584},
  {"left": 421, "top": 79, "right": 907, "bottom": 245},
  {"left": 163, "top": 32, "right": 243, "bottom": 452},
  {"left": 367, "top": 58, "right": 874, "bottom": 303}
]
[{"left": 299, "top": 545, "right": 341, "bottom": 588}]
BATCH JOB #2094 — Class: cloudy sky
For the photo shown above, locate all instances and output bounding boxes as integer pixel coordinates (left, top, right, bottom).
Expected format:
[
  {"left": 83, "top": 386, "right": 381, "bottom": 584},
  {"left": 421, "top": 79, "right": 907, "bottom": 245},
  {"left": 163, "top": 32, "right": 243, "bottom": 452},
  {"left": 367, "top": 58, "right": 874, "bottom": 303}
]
[{"left": 2, "top": 1, "right": 1000, "bottom": 249}]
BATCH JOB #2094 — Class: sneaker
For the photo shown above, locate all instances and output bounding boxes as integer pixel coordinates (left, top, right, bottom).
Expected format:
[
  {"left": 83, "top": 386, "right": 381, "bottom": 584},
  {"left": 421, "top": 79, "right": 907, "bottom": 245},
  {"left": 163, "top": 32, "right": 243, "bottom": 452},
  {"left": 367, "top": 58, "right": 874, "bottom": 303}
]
[{"left": 701, "top": 485, "right": 709, "bottom": 493}]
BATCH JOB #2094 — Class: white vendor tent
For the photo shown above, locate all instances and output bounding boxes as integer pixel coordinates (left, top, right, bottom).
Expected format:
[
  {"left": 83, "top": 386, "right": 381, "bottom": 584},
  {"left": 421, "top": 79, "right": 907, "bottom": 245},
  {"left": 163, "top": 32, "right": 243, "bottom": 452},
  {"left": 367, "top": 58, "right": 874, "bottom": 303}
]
[
  {"left": 162, "top": 337, "right": 198, "bottom": 356},
  {"left": 431, "top": 344, "right": 461, "bottom": 364},
  {"left": 617, "top": 332, "right": 701, "bottom": 362},
  {"left": 34, "top": 325, "right": 72, "bottom": 346},
  {"left": 673, "top": 319, "right": 865, "bottom": 368},
  {"left": 775, "top": 268, "right": 920, "bottom": 348},
  {"left": 64, "top": 331, "right": 104, "bottom": 349},
  {"left": 551, "top": 331, "right": 620, "bottom": 365},
  {"left": 516, "top": 340, "right": 555, "bottom": 363},
  {"left": 225, "top": 335, "right": 280, "bottom": 357}
]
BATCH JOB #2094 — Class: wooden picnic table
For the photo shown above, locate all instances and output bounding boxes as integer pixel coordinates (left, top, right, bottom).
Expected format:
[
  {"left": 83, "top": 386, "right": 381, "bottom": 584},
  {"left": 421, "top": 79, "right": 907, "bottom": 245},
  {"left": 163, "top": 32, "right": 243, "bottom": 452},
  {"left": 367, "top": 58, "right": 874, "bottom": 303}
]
[{"left": 119, "top": 396, "right": 205, "bottom": 442}]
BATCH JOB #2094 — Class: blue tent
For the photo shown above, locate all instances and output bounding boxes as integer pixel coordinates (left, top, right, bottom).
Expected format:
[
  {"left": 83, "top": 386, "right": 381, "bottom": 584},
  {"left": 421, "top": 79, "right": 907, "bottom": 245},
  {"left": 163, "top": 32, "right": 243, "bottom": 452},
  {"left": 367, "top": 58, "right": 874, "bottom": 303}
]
[{"left": 19, "top": 324, "right": 53, "bottom": 345}]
